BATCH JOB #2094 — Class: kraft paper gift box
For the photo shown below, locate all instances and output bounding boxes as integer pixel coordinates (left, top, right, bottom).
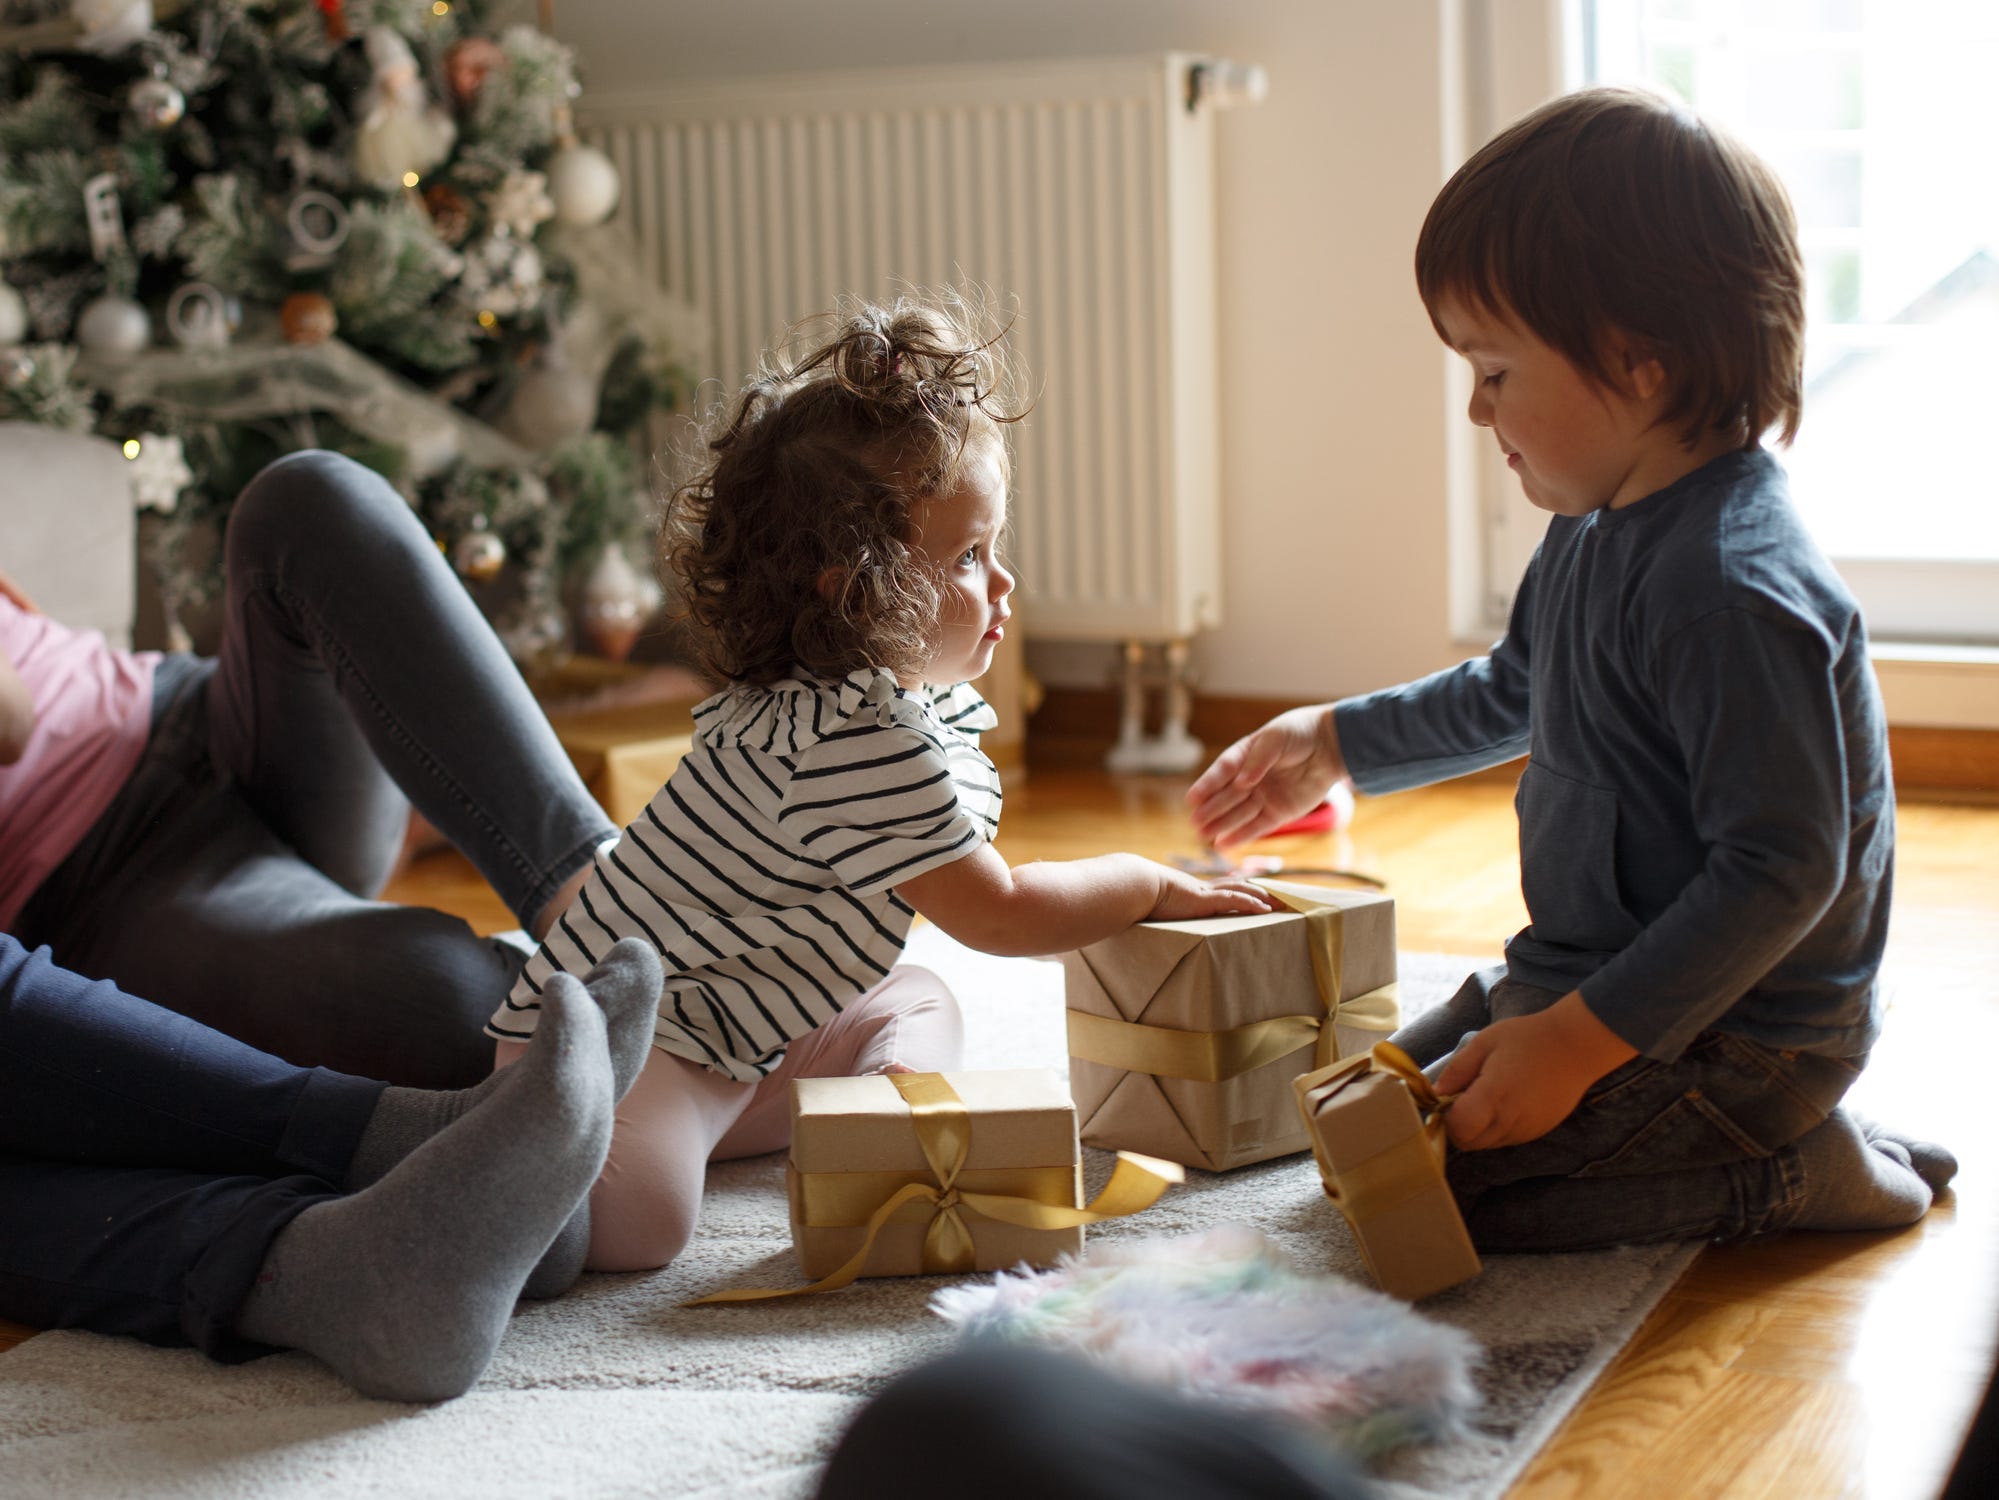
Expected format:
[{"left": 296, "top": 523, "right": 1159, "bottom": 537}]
[
  {"left": 782, "top": 1069, "right": 1177, "bottom": 1284},
  {"left": 1292, "top": 1045, "right": 1481, "bottom": 1301},
  {"left": 1062, "top": 879, "right": 1400, "bottom": 1172}
]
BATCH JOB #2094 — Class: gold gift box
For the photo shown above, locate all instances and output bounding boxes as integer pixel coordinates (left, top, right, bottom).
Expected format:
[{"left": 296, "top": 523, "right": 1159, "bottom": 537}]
[
  {"left": 1062, "top": 881, "right": 1399, "bottom": 1171},
  {"left": 1293, "top": 1046, "right": 1481, "bottom": 1301},
  {"left": 787, "top": 1069, "right": 1086, "bottom": 1279}
]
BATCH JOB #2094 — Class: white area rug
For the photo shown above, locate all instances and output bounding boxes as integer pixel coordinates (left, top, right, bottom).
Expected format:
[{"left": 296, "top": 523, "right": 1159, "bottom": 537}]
[{"left": 0, "top": 936, "right": 1697, "bottom": 1500}]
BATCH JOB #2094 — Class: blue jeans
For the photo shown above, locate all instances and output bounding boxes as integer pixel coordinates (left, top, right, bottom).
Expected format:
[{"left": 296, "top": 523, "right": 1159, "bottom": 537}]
[
  {"left": 14, "top": 452, "right": 617, "bottom": 1087},
  {"left": 0, "top": 936, "right": 381, "bottom": 1359},
  {"left": 1390, "top": 967, "right": 1861, "bottom": 1250}
]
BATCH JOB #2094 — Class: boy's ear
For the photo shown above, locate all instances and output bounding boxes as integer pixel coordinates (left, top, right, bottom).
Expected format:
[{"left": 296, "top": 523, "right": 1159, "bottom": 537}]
[{"left": 1617, "top": 334, "right": 1669, "bottom": 403}]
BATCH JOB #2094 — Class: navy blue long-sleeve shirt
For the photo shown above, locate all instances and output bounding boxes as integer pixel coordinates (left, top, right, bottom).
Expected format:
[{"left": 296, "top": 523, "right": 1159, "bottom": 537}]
[{"left": 1334, "top": 449, "right": 1891, "bottom": 1062}]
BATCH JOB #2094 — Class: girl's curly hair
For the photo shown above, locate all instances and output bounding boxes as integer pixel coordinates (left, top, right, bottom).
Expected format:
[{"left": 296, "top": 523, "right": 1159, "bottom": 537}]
[{"left": 661, "top": 291, "right": 1026, "bottom": 687}]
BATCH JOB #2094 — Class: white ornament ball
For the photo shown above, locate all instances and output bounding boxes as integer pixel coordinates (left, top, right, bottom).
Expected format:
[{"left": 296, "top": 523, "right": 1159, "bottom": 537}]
[
  {"left": 75, "top": 292, "right": 151, "bottom": 354},
  {"left": 128, "top": 77, "right": 186, "bottom": 130},
  {"left": 546, "top": 142, "right": 621, "bottom": 226},
  {"left": 453, "top": 528, "right": 507, "bottom": 582},
  {"left": 0, "top": 282, "right": 26, "bottom": 345},
  {"left": 501, "top": 360, "right": 599, "bottom": 450}
]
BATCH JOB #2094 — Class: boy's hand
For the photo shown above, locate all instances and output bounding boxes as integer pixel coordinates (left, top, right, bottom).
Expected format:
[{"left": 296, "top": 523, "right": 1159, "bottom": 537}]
[
  {"left": 1186, "top": 705, "right": 1347, "bottom": 849},
  {"left": 1146, "top": 867, "right": 1286, "bottom": 922},
  {"left": 1435, "top": 991, "right": 1638, "bottom": 1151}
]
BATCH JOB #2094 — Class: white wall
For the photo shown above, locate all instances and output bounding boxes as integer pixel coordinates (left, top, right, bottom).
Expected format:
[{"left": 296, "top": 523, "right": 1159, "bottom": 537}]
[{"left": 554, "top": 1, "right": 1470, "bottom": 702}]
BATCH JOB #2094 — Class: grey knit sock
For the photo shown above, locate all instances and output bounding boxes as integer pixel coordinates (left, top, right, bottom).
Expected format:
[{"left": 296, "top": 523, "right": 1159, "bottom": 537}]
[
  {"left": 233, "top": 979, "right": 614, "bottom": 1402},
  {"left": 516, "top": 943, "right": 662, "bottom": 1300},
  {"left": 1787, "top": 1107, "right": 1933, "bottom": 1232},
  {"left": 1856, "top": 1114, "right": 1958, "bottom": 1194},
  {"left": 587, "top": 938, "right": 663, "bottom": 1099},
  {"left": 345, "top": 937, "right": 660, "bottom": 1191}
]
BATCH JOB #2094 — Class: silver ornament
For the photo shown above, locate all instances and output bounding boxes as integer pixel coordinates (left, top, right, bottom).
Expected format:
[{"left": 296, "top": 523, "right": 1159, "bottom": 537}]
[
  {"left": 453, "top": 527, "right": 507, "bottom": 581},
  {"left": 128, "top": 77, "right": 186, "bottom": 130},
  {"left": 75, "top": 292, "right": 150, "bottom": 354}
]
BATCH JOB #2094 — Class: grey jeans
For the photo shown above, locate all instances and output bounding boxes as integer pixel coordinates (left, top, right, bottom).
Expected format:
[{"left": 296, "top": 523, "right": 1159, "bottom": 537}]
[
  {"left": 15, "top": 452, "right": 617, "bottom": 1087},
  {"left": 1390, "top": 966, "right": 1861, "bottom": 1250}
]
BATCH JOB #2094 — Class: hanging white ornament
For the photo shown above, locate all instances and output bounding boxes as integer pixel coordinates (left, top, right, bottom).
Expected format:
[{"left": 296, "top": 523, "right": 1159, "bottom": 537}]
[
  {"left": 546, "top": 141, "right": 621, "bottom": 226},
  {"left": 82, "top": 173, "right": 128, "bottom": 262},
  {"left": 486, "top": 169, "right": 555, "bottom": 239},
  {"left": 499, "top": 349, "right": 598, "bottom": 450},
  {"left": 453, "top": 525, "right": 507, "bottom": 582},
  {"left": 72, "top": 0, "right": 153, "bottom": 56},
  {"left": 123, "top": 433, "right": 192, "bottom": 513},
  {"left": 352, "top": 25, "right": 457, "bottom": 189},
  {"left": 75, "top": 293, "right": 150, "bottom": 354},
  {"left": 165, "top": 282, "right": 233, "bottom": 349},
  {"left": 128, "top": 75, "right": 185, "bottom": 130},
  {"left": 0, "top": 282, "right": 26, "bottom": 346},
  {"left": 579, "top": 543, "right": 661, "bottom": 662},
  {"left": 285, "top": 189, "right": 353, "bottom": 272}
]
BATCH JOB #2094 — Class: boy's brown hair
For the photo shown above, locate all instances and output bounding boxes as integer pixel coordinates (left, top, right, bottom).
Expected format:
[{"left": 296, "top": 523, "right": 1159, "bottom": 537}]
[
  {"left": 1415, "top": 86, "right": 1805, "bottom": 447},
  {"left": 661, "top": 292, "right": 1023, "bottom": 687}
]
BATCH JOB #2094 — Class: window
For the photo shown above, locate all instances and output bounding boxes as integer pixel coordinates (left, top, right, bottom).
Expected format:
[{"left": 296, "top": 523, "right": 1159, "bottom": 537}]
[{"left": 1572, "top": 0, "right": 1999, "bottom": 643}]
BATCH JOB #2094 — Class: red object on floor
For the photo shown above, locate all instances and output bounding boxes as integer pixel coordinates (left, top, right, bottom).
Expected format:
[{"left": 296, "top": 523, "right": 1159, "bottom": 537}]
[
  {"left": 1263, "top": 785, "right": 1356, "bottom": 838},
  {"left": 1265, "top": 802, "right": 1339, "bottom": 837}
]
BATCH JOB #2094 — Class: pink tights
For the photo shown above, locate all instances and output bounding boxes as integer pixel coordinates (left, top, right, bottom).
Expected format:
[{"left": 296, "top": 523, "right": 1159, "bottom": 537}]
[{"left": 494, "top": 964, "right": 963, "bottom": 1273}]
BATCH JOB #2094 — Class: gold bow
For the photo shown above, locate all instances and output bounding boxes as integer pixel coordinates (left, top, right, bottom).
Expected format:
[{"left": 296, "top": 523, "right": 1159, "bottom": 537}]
[
  {"left": 686, "top": 1072, "right": 1181, "bottom": 1305},
  {"left": 1066, "top": 886, "right": 1399, "bottom": 1083},
  {"left": 1299, "top": 1041, "right": 1455, "bottom": 1226}
]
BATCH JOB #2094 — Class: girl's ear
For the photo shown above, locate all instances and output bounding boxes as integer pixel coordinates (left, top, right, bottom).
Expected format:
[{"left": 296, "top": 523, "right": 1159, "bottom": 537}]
[{"left": 816, "top": 566, "right": 847, "bottom": 604}]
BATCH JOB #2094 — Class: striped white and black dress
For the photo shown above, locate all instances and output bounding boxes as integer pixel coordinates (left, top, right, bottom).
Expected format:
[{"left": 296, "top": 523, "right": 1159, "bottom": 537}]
[{"left": 486, "top": 667, "right": 1001, "bottom": 1082}]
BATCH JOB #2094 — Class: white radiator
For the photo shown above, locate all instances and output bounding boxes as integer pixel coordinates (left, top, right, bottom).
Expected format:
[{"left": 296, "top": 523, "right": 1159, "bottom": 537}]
[{"left": 580, "top": 54, "right": 1229, "bottom": 645}]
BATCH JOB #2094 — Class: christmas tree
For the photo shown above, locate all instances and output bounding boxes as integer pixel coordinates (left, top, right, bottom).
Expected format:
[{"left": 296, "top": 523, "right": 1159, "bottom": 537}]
[{"left": 0, "top": 0, "right": 698, "bottom": 661}]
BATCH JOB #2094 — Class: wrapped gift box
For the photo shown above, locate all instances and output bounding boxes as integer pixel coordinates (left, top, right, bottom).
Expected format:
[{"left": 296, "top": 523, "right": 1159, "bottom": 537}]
[
  {"left": 1293, "top": 1046, "right": 1481, "bottom": 1301},
  {"left": 787, "top": 1068, "right": 1088, "bottom": 1279},
  {"left": 1062, "top": 880, "right": 1399, "bottom": 1171}
]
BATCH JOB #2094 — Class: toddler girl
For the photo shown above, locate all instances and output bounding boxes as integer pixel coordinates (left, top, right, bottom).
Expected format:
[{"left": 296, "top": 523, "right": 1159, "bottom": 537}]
[{"left": 490, "top": 295, "right": 1276, "bottom": 1285}]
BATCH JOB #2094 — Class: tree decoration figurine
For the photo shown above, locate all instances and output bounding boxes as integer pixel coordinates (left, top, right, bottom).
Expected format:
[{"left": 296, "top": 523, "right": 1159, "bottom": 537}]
[{"left": 352, "top": 24, "right": 458, "bottom": 189}]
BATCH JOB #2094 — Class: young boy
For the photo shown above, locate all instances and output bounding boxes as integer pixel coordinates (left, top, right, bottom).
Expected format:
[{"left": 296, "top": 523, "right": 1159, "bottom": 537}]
[{"left": 1187, "top": 86, "right": 1955, "bottom": 1250}]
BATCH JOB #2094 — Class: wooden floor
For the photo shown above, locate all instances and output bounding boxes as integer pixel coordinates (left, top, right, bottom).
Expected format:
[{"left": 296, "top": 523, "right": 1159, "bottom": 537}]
[{"left": 5, "top": 765, "right": 1993, "bottom": 1496}]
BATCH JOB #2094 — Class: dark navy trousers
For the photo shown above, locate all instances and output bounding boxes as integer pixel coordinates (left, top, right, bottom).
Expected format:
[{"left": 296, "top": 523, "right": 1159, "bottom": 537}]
[{"left": 0, "top": 936, "right": 382, "bottom": 1359}]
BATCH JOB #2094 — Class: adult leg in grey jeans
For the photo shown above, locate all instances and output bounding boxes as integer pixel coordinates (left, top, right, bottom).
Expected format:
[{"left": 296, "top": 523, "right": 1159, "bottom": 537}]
[{"left": 16, "top": 451, "right": 619, "bottom": 1087}]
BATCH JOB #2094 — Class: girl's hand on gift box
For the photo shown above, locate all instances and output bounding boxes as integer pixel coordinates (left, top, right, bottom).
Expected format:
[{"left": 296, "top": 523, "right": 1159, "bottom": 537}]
[
  {"left": 1435, "top": 992, "right": 1638, "bottom": 1151},
  {"left": 1186, "top": 704, "right": 1350, "bottom": 849},
  {"left": 1146, "top": 868, "right": 1287, "bottom": 922}
]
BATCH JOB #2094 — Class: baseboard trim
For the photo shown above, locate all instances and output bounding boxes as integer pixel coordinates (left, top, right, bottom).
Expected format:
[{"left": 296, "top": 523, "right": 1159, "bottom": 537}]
[{"left": 1028, "top": 687, "right": 1999, "bottom": 797}]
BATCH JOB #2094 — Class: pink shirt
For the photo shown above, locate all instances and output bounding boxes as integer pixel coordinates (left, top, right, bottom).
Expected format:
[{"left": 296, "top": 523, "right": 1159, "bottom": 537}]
[{"left": 0, "top": 597, "right": 158, "bottom": 930}]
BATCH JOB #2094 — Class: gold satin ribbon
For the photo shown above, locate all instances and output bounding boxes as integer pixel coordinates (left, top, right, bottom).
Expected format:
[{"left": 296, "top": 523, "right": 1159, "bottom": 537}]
[
  {"left": 686, "top": 1072, "right": 1182, "bottom": 1305},
  {"left": 1065, "top": 887, "right": 1400, "bottom": 1082},
  {"left": 1303, "top": 1042, "right": 1455, "bottom": 1224}
]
